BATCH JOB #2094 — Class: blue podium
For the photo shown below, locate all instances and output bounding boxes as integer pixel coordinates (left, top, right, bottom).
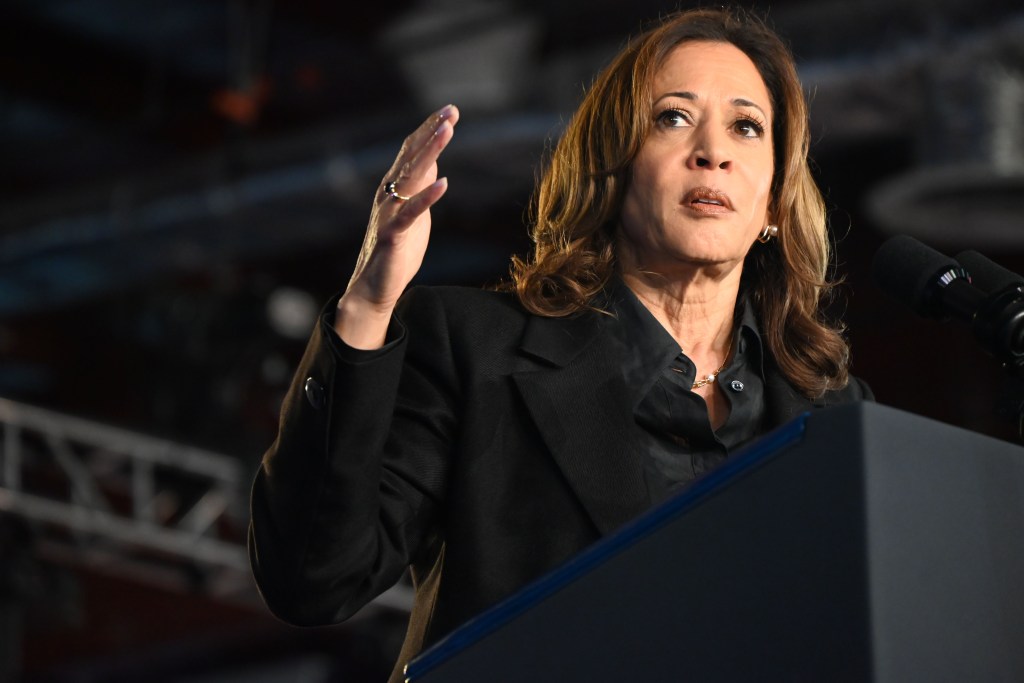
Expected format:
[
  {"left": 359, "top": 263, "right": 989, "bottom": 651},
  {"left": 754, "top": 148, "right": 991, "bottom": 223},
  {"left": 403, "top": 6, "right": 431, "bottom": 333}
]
[{"left": 405, "top": 402, "right": 1024, "bottom": 682}]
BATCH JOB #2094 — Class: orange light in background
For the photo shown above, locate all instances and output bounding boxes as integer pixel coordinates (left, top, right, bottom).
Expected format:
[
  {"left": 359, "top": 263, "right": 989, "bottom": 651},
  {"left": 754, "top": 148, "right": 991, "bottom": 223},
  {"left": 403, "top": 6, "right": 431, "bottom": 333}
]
[{"left": 211, "top": 77, "right": 272, "bottom": 126}]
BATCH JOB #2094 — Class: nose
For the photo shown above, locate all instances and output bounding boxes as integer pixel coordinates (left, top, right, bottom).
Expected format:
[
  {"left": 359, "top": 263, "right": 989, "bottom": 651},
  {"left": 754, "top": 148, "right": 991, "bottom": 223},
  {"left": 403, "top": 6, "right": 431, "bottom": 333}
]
[{"left": 687, "top": 127, "right": 732, "bottom": 171}]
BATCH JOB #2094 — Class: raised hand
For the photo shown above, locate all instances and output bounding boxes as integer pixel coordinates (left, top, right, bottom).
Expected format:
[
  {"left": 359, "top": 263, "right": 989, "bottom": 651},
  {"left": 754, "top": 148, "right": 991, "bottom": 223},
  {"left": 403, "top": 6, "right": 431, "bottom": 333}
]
[{"left": 335, "top": 104, "right": 460, "bottom": 349}]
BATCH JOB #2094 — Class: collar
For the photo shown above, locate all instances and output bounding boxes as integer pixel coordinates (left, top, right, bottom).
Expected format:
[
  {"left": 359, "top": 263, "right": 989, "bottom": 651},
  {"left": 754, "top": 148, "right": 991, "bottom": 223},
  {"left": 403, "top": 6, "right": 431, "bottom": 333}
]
[{"left": 605, "top": 277, "right": 765, "bottom": 407}]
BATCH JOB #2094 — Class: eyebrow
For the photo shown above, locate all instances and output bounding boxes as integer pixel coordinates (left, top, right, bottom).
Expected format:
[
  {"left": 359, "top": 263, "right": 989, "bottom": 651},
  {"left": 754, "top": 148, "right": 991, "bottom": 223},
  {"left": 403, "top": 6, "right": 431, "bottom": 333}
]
[{"left": 655, "top": 91, "right": 769, "bottom": 120}]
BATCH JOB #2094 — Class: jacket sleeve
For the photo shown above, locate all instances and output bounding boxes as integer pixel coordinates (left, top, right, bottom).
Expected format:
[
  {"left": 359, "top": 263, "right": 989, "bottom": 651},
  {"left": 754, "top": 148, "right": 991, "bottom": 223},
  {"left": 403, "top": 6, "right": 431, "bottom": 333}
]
[{"left": 248, "top": 287, "right": 459, "bottom": 626}]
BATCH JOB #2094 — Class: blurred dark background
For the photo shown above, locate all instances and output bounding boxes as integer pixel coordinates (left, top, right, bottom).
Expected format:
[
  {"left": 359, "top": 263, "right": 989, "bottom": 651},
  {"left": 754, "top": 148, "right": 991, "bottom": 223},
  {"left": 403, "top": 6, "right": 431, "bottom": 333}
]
[{"left": 2, "top": 0, "right": 1023, "bottom": 680}]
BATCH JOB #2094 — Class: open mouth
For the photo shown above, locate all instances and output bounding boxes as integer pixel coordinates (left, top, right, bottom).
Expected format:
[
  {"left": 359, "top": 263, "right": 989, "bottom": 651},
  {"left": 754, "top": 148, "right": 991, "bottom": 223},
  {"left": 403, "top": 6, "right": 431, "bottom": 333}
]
[{"left": 682, "top": 187, "right": 733, "bottom": 211}]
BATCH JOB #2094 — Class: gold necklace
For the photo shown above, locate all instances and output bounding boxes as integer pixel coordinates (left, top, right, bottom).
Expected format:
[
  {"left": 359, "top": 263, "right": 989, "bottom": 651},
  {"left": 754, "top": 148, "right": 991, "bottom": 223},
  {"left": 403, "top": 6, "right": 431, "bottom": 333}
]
[{"left": 676, "top": 340, "right": 732, "bottom": 390}]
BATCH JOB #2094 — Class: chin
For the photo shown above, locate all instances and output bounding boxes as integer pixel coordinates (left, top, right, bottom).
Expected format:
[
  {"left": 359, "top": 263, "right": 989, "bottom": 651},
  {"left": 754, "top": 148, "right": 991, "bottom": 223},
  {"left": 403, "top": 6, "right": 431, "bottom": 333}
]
[
  {"left": 672, "top": 248, "right": 750, "bottom": 277},
  {"left": 675, "top": 243, "right": 742, "bottom": 266}
]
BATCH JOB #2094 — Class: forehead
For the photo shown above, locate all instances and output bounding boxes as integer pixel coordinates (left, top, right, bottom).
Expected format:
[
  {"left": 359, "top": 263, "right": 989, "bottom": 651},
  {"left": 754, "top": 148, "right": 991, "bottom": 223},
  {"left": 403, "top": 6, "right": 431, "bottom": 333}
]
[{"left": 652, "top": 40, "right": 771, "bottom": 114}]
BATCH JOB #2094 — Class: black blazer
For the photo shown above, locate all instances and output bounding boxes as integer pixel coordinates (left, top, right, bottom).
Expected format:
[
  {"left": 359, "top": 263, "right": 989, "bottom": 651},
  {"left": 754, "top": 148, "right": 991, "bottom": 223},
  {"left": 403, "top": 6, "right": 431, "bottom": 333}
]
[{"left": 248, "top": 285, "right": 872, "bottom": 681}]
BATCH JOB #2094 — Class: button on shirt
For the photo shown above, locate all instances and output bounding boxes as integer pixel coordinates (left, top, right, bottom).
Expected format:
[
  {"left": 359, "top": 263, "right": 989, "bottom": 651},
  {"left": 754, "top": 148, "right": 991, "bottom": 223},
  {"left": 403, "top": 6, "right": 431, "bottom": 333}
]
[{"left": 604, "top": 280, "right": 767, "bottom": 505}]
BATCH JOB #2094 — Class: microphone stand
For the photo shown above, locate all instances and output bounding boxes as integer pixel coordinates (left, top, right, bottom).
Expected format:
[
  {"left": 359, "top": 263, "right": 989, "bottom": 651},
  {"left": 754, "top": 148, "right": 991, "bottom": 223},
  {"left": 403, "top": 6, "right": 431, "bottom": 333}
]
[{"left": 968, "top": 284, "right": 1024, "bottom": 442}]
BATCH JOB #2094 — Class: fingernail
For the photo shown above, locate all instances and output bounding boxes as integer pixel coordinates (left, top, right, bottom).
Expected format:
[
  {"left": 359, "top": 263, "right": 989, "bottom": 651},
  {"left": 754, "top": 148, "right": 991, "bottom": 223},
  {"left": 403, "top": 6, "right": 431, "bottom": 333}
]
[{"left": 438, "top": 104, "right": 454, "bottom": 119}]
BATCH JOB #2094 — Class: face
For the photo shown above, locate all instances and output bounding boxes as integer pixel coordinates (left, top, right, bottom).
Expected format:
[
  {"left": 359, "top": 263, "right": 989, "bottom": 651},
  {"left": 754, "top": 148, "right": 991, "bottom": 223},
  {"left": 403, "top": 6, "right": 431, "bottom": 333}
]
[{"left": 618, "top": 40, "right": 774, "bottom": 276}]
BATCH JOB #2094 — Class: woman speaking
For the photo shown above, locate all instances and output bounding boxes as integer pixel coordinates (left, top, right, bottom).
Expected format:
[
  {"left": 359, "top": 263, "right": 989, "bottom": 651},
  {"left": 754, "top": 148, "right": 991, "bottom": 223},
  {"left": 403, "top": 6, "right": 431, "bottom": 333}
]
[{"left": 248, "top": 7, "right": 872, "bottom": 681}]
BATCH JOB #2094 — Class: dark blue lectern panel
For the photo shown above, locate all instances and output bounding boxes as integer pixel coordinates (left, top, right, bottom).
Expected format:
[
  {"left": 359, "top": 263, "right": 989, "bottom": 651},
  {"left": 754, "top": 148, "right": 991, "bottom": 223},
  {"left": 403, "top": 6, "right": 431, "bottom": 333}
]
[{"left": 405, "top": 402, "right": 1024, "bottom": 683}]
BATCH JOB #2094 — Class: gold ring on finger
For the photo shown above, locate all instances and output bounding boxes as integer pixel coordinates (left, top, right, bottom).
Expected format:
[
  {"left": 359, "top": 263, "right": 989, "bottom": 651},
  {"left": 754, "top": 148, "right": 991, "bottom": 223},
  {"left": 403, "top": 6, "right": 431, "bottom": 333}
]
[{"left": 384, "top": 181, "right": 411, "bottom": 202}]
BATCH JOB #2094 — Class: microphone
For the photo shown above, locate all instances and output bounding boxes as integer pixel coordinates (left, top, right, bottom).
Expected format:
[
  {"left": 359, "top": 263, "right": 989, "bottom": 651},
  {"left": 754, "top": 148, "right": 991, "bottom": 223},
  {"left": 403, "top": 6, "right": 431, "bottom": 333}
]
[
  {"left": 872, "top": 235, "right": 1024, "bottom": 372},
  {"left": 955, "top": 250, "right": 1024, "bottom": 296},
  {"left": 870, "top": 234, "right": 983, "bottom": 322}
]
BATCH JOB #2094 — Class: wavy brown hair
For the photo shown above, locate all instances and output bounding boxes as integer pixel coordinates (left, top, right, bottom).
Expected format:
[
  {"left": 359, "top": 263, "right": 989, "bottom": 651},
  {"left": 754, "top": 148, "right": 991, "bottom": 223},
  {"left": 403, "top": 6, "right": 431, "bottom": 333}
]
[{"left": 508, "top": 7, "right": 849, "bottom": 397}]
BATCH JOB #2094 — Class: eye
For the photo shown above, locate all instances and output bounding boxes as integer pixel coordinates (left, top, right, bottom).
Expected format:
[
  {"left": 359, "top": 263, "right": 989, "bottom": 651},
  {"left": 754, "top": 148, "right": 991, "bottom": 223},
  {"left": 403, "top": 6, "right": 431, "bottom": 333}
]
[
  {"left": 655, "top": 108, "right": 692, "bottom": 128},
  {"left": 734, "top": 115, "right": 765, "bottom": 139}
]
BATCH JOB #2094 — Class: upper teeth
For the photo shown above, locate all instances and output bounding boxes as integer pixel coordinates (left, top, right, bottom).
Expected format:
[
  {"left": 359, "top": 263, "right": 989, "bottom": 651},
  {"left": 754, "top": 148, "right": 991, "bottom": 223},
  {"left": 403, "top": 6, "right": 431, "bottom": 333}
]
[{"left": 696, "top": 198, "right": 722, "bottom": 205}]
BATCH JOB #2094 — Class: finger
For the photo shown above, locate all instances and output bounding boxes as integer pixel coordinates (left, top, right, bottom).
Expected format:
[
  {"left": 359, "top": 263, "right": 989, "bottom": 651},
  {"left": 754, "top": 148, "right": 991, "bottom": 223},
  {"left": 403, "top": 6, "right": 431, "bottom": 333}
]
[
  {"left": 387, "top": 116, "right": 456, "bottom": 197},
  {"left": 400, "top": 118, "right": 456, "bottom": 187},
  {"left": 387, "top": 105, "right": 460, "bottom": 185},
  {"left": 409, "top": 104, "right": 459, "bottom": 153},
  {"left": 387, "top": 177, "right": 449, "bottom": 231},
  {"left": 379, "top": 130, "right": 450, "bottom": 206}
]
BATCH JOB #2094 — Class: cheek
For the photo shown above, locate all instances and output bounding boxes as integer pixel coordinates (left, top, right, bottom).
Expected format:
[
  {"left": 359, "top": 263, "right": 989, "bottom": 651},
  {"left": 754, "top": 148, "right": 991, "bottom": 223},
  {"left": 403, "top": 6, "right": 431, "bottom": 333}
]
[
  {"left": 621, "top": 162, "right": 658, "bottom": 229},
  {"left": 754, "top": 174, "right": 772, "bottom": 213},
  {"left": 747, "top": 161, "right": 774, "bottom": 223}
]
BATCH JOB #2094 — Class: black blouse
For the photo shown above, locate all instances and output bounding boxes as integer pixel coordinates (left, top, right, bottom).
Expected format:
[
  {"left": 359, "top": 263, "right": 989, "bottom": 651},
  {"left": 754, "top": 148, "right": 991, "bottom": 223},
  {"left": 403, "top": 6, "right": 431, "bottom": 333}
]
[{"left": 603, "top": 279, "right": 767, "bottom": 504}]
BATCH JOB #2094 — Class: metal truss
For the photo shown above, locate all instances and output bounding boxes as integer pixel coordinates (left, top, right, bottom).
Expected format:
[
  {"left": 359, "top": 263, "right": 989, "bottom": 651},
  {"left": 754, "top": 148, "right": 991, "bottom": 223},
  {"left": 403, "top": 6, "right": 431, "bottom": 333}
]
[
  {"left": 0, "top": 397, "right": 412, "bottom": 611},
  {"left": 0, "top": 396, "right": 254, "bottom": 601}
]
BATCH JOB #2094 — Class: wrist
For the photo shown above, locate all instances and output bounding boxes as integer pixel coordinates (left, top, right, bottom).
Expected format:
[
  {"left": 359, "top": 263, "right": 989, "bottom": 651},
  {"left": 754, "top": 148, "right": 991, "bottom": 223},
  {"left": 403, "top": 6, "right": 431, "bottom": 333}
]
[{"left": 334, "top": 292, "right": 395, "bottom": 350}]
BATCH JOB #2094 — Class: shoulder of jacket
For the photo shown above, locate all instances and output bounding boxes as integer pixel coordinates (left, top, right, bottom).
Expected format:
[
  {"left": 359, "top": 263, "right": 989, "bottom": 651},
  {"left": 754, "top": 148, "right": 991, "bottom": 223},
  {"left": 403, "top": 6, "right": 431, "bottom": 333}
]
[
  {"left": 402, "top": 285, "right": 523, "bottom": 318},
  {"left": 396, "top": 285, "right": 533, "bottom": 344},
  {"left": 823, "top": 374, "right": 873, "bottom": 404}
]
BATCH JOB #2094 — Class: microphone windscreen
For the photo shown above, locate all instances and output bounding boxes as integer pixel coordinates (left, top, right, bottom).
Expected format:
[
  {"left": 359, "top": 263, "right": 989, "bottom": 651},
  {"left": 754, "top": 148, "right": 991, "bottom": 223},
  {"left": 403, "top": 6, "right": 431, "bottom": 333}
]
[
  {"left": 955, "top": 250, "right": 1024, "bottom": 294},
  {"left": 871, "top": 235, "right": 962, "bottom": 317}
]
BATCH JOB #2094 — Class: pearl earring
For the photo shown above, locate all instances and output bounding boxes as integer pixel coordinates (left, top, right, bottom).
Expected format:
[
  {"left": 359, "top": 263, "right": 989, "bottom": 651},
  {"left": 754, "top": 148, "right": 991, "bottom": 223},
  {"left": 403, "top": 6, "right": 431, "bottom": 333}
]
[{"left": 757, "top": 224, "right": 779, "bottom": 244}]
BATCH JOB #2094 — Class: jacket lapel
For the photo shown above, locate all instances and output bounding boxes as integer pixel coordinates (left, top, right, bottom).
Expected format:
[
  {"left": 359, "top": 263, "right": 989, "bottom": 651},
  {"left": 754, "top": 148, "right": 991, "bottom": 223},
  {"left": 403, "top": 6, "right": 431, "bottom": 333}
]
[
  {"left": 511, "top": 312, "right": 650, "bottom": 536},
  {"left": 508, "top": 312, "right": 835, "bottom": 535}
]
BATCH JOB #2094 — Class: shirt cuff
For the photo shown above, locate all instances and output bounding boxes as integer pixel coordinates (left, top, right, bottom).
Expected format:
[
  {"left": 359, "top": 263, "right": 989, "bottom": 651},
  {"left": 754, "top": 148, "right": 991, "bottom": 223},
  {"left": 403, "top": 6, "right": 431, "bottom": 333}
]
[{"left": 319, "top": 305, "right": 406, "bottom": 364}]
